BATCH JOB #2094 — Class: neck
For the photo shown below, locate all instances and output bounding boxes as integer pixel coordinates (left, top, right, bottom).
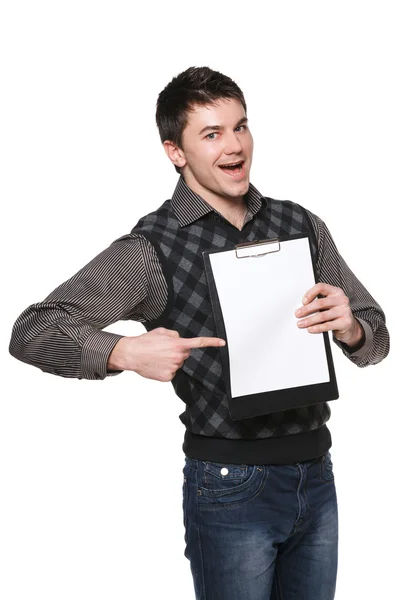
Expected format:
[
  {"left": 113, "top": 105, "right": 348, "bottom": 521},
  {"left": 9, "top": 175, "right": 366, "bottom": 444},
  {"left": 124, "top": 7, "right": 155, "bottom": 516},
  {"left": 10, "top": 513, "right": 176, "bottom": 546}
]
[
  {"left": 184, "top": 176, "right": 247, "bottom": 215},
  {"left": 182, "top": 174, "right": 247, "bottom": 221}
]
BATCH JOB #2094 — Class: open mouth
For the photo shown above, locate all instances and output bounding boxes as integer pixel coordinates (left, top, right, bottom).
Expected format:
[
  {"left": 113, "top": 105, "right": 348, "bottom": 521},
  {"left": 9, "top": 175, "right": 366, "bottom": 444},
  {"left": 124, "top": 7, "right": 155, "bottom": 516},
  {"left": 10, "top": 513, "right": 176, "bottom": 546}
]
[{"left": 218, "top": 160, "right": 244, "bottom": 176}]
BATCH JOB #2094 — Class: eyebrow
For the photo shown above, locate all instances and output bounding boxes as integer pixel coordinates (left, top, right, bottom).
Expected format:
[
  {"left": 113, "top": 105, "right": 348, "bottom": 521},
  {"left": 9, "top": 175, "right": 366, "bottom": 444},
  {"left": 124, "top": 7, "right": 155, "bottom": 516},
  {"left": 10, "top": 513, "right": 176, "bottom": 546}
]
[{"left": 198, "top": 116, "right": 248, "bottom": 136}]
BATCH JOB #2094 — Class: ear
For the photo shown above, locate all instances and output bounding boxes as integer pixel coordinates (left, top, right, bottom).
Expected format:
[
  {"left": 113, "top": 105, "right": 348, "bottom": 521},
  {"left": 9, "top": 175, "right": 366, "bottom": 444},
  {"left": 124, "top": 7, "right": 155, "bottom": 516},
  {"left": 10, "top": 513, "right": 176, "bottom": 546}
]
[{"left": 163, "top": 140, "right": 187, "bottom": 169}]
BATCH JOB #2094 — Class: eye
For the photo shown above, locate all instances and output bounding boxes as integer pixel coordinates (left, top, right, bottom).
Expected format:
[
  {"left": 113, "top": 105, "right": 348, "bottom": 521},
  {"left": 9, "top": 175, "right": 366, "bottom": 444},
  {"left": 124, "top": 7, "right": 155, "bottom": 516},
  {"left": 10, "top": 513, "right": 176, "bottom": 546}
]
[
  {"left": 206, "top": 132, "right": 218, "bottom": 140},
  {"left": 235, "top": 125, "right": 247, "bottom": 132}
]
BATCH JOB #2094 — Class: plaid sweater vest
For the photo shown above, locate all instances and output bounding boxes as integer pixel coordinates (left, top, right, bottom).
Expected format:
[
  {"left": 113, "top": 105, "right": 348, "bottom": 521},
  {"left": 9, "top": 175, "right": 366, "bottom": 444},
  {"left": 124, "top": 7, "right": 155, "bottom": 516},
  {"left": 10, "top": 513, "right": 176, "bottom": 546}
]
[{"left": 131, "top": 197, "right": 332, "bottom": 463}]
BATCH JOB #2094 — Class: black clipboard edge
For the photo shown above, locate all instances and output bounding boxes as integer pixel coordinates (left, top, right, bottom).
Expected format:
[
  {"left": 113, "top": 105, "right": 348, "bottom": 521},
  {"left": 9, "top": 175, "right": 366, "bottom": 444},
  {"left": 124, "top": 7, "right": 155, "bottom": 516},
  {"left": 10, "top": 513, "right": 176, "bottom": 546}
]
[
  {"left": 229, "top": 381, "right": 338, "bottom": 420},
  {"left": 203, "top": 233, "right": 339, "bottom": 421}
]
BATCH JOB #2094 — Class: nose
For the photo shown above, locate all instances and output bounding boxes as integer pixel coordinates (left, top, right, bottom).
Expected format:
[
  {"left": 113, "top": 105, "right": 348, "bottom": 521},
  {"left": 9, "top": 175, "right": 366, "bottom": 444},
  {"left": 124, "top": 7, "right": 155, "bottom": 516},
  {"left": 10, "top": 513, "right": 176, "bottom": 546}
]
[{"left": 223, "top": 130, "right": 243, "bottom": 155}]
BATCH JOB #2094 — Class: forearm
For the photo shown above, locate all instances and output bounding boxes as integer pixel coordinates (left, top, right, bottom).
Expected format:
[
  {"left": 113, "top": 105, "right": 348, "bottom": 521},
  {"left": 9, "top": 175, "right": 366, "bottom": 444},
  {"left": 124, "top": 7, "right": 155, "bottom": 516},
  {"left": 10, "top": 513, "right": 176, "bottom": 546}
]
[
  {"left": 9, "top": 303, "right": 124, "bottom": 379},
  {"left": 332, "top": 312, "right": 389, "bottom": 366},
  {"left": 306, "top": 210, "right": 390, "bottom": 366},
  {"left": 9, "top": 235, "right": 150, "bottom": 379},
  {"left": 330, "top": 279, "right": 389, "bottom": 366}
]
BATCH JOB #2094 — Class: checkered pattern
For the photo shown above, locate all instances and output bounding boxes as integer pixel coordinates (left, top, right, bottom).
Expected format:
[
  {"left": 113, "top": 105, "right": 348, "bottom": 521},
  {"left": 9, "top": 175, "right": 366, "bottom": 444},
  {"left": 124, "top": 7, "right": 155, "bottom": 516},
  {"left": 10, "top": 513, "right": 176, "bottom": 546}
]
[{"left": 131, "top": 197, "right": 331, "bottom": 439}]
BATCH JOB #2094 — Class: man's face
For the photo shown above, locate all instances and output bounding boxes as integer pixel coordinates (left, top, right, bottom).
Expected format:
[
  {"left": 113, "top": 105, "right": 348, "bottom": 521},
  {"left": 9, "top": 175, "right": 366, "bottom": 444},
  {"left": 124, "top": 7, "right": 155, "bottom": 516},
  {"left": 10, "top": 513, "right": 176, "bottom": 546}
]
[{"left": 177, "top": 98, "right": 254, "bottom": 203}]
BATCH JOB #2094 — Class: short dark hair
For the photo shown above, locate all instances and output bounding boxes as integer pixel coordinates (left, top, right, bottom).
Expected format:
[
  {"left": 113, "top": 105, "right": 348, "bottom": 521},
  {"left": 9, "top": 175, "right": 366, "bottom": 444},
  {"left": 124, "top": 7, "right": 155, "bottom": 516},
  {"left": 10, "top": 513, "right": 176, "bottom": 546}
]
[{"left": 156, "top": 66, "right": 247, "bottom": 173}]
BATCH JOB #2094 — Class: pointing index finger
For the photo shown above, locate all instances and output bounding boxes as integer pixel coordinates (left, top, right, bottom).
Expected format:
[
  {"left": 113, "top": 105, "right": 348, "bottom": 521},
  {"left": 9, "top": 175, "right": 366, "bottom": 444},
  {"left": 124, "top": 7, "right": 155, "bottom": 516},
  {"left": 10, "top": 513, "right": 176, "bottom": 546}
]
[{"left": 181, "top": 336, "right": 226, "bottom": 349}]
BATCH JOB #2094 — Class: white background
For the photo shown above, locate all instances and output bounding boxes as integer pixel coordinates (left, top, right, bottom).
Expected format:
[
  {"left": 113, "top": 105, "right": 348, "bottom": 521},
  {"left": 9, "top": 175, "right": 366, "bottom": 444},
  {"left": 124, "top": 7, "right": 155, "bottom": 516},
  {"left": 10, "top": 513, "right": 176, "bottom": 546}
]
[{"left": 1, "top": 1, "right": 398, "bottom": 598}]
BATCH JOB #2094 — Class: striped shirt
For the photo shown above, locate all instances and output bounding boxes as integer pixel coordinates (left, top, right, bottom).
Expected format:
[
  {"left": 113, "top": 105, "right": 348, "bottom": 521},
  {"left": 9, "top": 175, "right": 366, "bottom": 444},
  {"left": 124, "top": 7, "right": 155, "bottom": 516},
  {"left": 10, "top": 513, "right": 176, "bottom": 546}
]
[{"left": 9, "top": 176, "right": 389, "bottom": 380}]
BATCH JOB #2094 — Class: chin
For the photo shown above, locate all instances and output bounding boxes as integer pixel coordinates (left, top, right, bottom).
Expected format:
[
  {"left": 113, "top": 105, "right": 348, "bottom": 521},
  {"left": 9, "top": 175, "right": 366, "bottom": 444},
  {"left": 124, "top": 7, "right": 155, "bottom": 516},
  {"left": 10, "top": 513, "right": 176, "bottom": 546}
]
[{"left": 231, "top": 181, "right": 250, "bottom": 195}]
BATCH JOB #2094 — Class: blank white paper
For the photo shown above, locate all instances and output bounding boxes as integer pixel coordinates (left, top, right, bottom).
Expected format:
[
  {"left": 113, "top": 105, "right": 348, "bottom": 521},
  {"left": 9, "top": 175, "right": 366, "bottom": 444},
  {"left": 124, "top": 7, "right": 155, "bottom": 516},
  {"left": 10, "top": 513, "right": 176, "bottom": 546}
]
[{"left": 209, "top": 237, "right": 330, "bottom": 398}]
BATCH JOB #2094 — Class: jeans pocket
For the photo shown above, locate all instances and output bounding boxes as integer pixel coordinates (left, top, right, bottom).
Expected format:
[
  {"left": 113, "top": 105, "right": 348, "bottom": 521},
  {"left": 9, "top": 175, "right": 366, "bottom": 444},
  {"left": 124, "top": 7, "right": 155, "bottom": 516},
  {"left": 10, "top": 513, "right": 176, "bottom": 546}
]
[
  {"left": 320, "top": 450, "right": 335, "bottom": 482},
  {"left": 198, "top": 460, "right": 266, "bottom": 508},
  {"left": 203, "top": 461, "right": 254, "bottom": 490}
]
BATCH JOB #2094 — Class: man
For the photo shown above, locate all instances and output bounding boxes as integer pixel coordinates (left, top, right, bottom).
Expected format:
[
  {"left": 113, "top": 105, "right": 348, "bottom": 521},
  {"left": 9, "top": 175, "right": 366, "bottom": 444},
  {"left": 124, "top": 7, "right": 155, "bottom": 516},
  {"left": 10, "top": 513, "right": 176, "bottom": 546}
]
[{"left": 9, "top": 66, "right": 389, "bottom": 599}]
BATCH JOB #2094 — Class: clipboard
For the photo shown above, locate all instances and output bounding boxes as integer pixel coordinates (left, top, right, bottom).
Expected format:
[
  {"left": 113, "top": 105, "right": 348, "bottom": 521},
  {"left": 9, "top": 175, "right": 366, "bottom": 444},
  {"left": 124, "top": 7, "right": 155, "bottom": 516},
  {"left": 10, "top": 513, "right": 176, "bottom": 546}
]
[{"left": 202, "top": 233, "right": 339, "bottom": 421}]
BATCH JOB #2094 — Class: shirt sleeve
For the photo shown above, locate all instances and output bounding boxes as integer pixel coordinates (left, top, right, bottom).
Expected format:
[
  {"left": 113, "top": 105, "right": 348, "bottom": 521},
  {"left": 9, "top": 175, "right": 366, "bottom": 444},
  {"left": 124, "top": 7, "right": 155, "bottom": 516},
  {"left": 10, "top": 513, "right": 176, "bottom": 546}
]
[
  {"left": 305, "top": 209, "right": 390, "bottom": 367},
  {"left": 9, "top": 234, "right": 157, "bottom": 380}
]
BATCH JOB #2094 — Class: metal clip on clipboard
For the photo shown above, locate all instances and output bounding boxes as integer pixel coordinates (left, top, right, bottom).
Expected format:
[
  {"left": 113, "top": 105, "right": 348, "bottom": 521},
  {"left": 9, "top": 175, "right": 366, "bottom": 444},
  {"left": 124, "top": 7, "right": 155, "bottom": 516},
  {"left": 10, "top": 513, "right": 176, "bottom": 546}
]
[{"left": 235, "top": 238, "right": 281, "bottom": 259}]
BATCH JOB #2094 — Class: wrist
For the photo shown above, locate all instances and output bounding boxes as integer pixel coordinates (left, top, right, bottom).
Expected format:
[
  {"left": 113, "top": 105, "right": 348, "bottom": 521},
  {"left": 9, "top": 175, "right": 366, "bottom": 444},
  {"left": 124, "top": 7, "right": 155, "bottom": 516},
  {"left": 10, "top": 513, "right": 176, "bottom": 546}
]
[
  {"left": 348, "top": 318, "right": 365, "bottom": 348},
  {"left": 107, "top": 336, "right": 130, "bottom": 371},
  {"left": 335, "top": 318, "right": 365, "bottom": 351}
]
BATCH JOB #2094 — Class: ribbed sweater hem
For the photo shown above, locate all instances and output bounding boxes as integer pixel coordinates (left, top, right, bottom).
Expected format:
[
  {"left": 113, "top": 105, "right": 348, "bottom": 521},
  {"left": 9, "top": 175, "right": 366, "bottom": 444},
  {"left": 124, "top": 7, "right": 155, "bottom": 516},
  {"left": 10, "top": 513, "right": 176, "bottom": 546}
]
[{"left": 183, "top": 425, "right": 331, "bottom": 465}]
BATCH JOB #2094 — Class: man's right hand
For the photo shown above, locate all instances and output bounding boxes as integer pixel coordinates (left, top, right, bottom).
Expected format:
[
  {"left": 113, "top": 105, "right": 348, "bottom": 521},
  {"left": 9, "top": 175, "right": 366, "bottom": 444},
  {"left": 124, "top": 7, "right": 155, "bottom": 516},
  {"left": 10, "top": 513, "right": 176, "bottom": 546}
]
[{"left": 106, "top": 327, "right": 226, "bottom": 382}]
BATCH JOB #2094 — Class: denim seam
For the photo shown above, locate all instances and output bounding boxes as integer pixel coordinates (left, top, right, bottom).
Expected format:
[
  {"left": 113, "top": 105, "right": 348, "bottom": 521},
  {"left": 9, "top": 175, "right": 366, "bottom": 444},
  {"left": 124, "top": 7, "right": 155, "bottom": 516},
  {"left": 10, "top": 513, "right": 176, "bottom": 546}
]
[
  {"left": 294, "top": 465, "right": 306, "bottom": 529},
  {"left": 196, "top": 489, "right": 207, "bottom": 600},
  {"left": 183, "top": 477, "right": 188, "bottom": 542},
  {"left": 274, "top": 567, "right": 284, "bottom": 600},
  {"left": 304, "top": 469, "right": 311, "bottom": 515}
]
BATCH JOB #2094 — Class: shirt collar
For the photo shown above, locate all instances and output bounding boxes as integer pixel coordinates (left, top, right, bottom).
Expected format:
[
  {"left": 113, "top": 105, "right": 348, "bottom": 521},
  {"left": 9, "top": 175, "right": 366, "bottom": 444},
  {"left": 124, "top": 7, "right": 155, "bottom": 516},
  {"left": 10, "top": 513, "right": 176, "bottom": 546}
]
[{"left": 170, "top": 175, "right": 267, "bottom": 228}]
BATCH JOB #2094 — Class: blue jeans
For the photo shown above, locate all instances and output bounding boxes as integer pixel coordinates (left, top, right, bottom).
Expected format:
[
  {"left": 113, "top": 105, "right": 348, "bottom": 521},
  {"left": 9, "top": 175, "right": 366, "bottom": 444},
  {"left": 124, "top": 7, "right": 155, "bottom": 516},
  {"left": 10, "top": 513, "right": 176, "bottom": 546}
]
[{"left": 182, "top": 451, "right": 338, "bottom": 599}]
